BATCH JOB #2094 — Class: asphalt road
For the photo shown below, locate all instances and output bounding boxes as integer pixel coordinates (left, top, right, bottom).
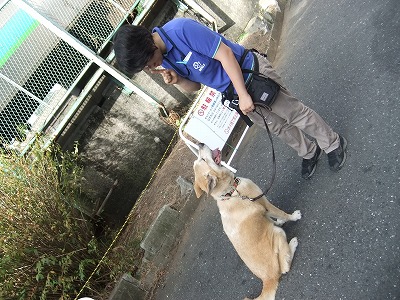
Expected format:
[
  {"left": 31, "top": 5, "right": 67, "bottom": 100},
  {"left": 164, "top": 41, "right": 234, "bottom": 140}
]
[{"left": 153, "top": 0, "right": 400, "bottom": 299}]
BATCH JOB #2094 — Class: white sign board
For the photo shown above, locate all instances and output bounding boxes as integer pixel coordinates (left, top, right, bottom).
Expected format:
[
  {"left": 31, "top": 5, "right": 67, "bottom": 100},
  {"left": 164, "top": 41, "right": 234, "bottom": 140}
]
[{"left": 184, "top": 87, "right": 240, "bottom": 150}]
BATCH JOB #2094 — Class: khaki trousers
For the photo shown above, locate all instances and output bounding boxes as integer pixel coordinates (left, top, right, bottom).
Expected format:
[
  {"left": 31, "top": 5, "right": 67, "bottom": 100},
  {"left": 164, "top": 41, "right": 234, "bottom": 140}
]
[{"left": 248, "top": 53, "right": 339, "bottom": 159}]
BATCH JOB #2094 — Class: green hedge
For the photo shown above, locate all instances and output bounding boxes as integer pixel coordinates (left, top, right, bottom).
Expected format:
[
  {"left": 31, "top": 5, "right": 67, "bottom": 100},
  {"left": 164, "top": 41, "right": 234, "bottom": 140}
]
[{"left": 0, "top": 141, "right": 104, "bottom": 299}]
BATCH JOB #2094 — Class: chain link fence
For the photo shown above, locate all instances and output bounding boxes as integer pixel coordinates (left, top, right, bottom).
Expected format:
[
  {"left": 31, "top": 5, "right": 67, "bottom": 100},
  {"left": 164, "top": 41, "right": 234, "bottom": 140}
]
[{"left": 0, "top": 0, "right": 156, "bottom": 152}]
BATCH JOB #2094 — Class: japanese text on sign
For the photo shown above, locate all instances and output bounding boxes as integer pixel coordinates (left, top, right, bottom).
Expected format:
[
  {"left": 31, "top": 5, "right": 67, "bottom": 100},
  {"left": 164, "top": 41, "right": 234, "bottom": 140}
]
[{"left": 184, "top": 87, "right": 240, "bottom": 150}]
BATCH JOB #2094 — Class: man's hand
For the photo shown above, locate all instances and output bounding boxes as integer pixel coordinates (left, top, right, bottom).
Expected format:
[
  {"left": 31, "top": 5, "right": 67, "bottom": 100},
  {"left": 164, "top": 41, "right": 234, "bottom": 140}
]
[
  {"left": 149, "top": 68, "right": 201, "bottom": 92},
  {"left": 238, "top": 93, "right": 255, "bottom": 115},
  {"left": 150, "top": 68, "right": 179, "bottom": 85}
]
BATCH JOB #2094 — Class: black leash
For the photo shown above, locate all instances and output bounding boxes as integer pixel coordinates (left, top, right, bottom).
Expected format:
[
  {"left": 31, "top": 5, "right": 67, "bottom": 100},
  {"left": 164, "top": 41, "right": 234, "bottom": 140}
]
[
  {"left": 241, "top": 49, "right": 277, "bottom": 201},
  {"left": 229, "top": 106, "right": 275, "bottom": 202},
  {"left": 247, "top": 103, "right": 276, "bottom": 201},
  {"left": 222, "top": 50, "right": 278, "bottom": 201}
]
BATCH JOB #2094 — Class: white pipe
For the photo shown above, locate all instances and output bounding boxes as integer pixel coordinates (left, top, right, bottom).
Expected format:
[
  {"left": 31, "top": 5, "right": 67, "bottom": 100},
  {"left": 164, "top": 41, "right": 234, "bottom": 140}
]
[
  {"left": 226, "top": 125, "right": 249, "bottom": 166},
  {"left": 106, "top": 0, "right": 126, "bottom": 14},
  {"left": 178, "top": 87, "right": 207, "bottom": 153},
  {"left": 1, "top": 0, "right": 9, "bottom": 10},
  {"left": 0, "top": 73, "right": 50, "bottom": 108}
]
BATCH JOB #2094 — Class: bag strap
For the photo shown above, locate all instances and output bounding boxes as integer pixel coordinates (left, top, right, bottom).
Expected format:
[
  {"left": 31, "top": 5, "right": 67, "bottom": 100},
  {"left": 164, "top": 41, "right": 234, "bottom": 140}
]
[
  {"left": 222, "top": 49, "right": 255, "bottom": 126},
  {"left": 241, "top": 51, "right": 284, "bottom": 90},
  {"left": 157, "top": 27, "right": 191, "bottom": 77},
  {"left": 239, "top": 49, "right": 251, "bottom": 67},
  {"left": 157, "top": 27, "right": 186, "bottom": 59},
  {"left": 225, "top": 49, "right": 254, "bottom": 95},
  {"left": 240, "top": 50, "right": 269, "bottom": 79},
  {"left": 229, "top": 49, "right": 269, "bottom": 93}
]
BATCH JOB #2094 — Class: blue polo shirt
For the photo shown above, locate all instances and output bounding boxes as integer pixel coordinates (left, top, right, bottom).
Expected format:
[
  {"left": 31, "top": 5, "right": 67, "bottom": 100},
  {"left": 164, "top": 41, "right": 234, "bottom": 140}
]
[{"left": 152, "top": 18, "right": 254, "bottom": 93}]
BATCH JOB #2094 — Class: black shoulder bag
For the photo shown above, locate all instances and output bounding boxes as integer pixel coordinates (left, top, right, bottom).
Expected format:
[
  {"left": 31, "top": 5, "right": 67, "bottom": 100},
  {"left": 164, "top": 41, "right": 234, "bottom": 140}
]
[{"left": 222, "top": 49, "right": 281, "bottom": 114}]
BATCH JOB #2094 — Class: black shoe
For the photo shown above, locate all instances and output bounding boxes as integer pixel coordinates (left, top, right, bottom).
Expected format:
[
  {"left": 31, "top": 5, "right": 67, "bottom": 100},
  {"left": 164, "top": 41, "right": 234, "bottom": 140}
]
[
  {"left": 301, "top": 145, "right": 322, "bottom": 179},
  {"left": 327, "top": 135, "right": 348, "bottom": 171}
]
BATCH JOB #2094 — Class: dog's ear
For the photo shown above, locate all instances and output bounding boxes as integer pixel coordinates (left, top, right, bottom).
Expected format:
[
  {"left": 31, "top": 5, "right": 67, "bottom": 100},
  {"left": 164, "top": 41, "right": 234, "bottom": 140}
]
[
  {"left": 206, "top": 173, "right": 217, "bottom": 194},
  {"left": 193, "top": 169, "right": 207, "bottom": 198},
  {"left": 193, "top": 181, "right": 204, "bottom": 198},
  {"left": 193, "top": 172, "right": 217, "bottom": 198}
]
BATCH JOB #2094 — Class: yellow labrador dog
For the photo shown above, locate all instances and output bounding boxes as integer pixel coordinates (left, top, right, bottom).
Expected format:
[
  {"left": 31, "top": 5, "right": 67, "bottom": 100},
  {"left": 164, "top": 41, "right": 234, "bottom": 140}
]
[{"left": 193, "top": 143, "right": 301, "bottom": 300}]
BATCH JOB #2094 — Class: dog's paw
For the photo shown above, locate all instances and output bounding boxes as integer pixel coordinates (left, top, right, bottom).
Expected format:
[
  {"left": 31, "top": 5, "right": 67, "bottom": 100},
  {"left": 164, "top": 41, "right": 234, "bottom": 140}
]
[
  {"left": 291, "top": 210, "right": 302, "bottom": 221},
  {"left": 289, "top": 237, "right": 298, "bottom": 249},
  {"left": 274, "top": 218, "right": 285, "bottom": 226},
  {"left": 289, "top": 237, "right": 299, "bottom": 257}
]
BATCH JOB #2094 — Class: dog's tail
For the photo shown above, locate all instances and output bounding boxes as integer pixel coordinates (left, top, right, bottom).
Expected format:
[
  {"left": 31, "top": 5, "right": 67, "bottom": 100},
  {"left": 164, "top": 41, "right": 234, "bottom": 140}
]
[{"left": 258, "top": 278, "right": 278, "bottom": 300}]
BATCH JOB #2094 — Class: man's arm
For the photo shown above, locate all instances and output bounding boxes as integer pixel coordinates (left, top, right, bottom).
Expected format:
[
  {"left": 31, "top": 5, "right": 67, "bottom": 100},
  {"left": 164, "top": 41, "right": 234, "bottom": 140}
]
[
  {"left": 150, "top": 69, "right": 201, "bottom": 92},
  {"left": 213, "top": 42, "right": 254, "bottom": 114}
]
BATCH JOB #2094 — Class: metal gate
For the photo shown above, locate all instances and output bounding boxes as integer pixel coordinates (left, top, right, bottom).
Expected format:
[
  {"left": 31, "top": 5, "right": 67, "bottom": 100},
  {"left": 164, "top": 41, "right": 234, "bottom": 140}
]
[{"left": 0, "top": 0, "right": 160, "bottom": 153}]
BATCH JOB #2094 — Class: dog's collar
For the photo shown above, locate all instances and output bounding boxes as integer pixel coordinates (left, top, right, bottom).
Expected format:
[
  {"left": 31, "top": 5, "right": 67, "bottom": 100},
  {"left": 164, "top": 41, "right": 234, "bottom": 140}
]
[
  {"left": 221, "top": 177, "right": 241, "bottom": 199},
  {"left": 220, "top": 177, "right": 264, "bottom": 202}
]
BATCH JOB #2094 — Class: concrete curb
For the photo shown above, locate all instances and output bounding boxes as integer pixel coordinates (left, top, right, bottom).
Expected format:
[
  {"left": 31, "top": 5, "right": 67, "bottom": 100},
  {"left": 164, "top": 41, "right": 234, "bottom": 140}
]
[
  {"left": 108, "top": 176, "right": 200, "bottom": 300},
  {"left": 138, "top": 177, "right": 200, "bottom": 292},
  {"left": 108, "top": 274, "right": 145, "bottom": 300}
]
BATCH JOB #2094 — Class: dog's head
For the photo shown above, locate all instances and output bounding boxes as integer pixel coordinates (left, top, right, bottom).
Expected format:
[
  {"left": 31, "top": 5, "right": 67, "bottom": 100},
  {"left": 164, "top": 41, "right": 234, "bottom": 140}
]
[{"left": 193, "top": 143, "right": 234, "bottom": 198}]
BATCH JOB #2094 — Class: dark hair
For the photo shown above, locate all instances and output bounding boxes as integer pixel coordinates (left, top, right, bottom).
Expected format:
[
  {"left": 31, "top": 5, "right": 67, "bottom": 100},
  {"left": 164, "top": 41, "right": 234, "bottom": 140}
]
[{"left": 113, "top": 24, "right": 157, "bottom": 75}]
